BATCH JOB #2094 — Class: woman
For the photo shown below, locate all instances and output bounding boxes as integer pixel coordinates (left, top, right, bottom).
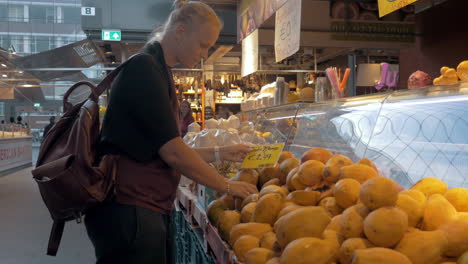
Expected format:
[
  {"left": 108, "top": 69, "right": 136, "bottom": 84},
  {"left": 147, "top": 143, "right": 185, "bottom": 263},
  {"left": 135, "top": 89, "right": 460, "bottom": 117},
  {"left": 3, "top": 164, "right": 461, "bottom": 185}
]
[
  {"left": 179, "top": 100, "right": 195, "bottom": 137},
  {"left": 84, "top": 1, "right": 258, "bottom": 263}
]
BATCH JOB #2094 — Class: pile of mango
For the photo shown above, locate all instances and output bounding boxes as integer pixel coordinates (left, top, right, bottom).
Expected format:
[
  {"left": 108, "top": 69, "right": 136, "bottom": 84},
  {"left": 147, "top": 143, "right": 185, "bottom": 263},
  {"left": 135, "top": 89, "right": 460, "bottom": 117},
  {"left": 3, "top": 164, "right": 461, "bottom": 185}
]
[{"left": 207, "top": 148, "right": 468, "bottom": 264}]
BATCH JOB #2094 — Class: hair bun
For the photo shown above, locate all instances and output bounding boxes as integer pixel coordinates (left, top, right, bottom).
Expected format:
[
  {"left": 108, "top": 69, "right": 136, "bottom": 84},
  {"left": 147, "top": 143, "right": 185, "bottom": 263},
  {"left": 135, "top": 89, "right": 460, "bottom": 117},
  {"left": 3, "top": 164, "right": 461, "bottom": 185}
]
[{"left": 174, "top": 0, "right": 187, "bottom": 9}]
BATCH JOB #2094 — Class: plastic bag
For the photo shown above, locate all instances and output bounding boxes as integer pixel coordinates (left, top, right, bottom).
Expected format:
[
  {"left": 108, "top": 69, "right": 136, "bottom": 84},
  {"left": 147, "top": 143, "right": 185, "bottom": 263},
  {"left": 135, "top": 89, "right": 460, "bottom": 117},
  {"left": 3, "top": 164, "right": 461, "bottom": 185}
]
[
  {"left": 191, "top": 129, "right": 218, "bottom": 148},
  {"left": 205, "top": 118, "right": 218, "bottom": 129},
  {"left": 214, "top": 129, "right": 242, "bottom": 146},
  {"left": 218, "top": 118, "right": 231, "bottom": 130},
  {"left": 228, "top": 115, "right": 240, "bottom": 129},
  {"left": 183, "top": 132, "right": 197, "bottom": 145},
  {"left": 187, "top": 122, "right": 201, "bottom": 133}
]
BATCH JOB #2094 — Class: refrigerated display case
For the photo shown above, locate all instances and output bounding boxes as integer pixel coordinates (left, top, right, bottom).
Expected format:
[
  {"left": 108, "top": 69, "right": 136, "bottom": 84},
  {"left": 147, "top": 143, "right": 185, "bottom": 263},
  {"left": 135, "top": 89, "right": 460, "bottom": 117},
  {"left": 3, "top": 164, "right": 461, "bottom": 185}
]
[{"left": 238, "top": 82, "right": 468, "bottom": 189}]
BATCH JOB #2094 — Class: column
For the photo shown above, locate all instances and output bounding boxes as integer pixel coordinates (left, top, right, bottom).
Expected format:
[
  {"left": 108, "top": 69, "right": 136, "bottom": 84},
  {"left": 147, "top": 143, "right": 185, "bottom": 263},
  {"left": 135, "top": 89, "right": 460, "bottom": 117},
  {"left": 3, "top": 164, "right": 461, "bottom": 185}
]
[{"left": 23, "top": 5, "right": 29, "bottom": 22}]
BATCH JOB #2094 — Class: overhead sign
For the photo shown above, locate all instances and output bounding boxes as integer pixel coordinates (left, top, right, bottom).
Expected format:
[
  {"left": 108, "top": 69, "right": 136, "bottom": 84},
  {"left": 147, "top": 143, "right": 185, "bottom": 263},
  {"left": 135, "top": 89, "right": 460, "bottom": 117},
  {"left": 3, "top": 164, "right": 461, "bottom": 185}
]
[
  {"left": 242, "top": 144, "right": 285, "bottom": 169},
  {"left": 275, "top": 0, "right": 302, "bottom": 62},
  {"left": 378, "top": 0, "right": 419, "bottom": 17},
  {"left": 102, "top": 30, "right": 121, "bottom": 41},
  {"left": 81, "top": 7, "right": 95, "bottom": 16},
  {"left": 241, "top": 29, "right": 258, "bottom": 77}
]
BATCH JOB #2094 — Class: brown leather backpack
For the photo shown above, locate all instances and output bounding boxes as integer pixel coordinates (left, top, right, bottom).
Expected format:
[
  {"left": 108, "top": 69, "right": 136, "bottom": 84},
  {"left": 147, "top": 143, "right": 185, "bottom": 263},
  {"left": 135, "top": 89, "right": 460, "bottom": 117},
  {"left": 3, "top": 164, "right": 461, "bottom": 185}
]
[{"left": 32, "top": 55, "right": 141, "bottom": 256}]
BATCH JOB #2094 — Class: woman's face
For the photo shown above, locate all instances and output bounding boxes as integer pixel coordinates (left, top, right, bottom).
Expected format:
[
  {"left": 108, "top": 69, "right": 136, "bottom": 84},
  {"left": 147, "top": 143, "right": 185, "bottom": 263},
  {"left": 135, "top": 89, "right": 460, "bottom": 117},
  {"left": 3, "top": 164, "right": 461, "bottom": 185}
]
[
  {"left": 175, "top": 21, "right": 220, "bottom": 68},
  {"left": 181, "top": 103, "right": 190, "bottom": 115}
]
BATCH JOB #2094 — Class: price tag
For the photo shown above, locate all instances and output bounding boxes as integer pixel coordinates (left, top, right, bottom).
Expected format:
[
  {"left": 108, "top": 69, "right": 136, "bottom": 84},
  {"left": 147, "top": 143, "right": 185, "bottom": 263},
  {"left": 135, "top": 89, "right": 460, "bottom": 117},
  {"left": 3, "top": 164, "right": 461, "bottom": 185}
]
[
  {"left": 275, "top": 0, "right": 301, "bottom": 62},
  {"left": 241, "top": 144, "right": 285, "bottom": 169},
  {"left": 378, "top": 0, "right": 419, "bottom": 18}
]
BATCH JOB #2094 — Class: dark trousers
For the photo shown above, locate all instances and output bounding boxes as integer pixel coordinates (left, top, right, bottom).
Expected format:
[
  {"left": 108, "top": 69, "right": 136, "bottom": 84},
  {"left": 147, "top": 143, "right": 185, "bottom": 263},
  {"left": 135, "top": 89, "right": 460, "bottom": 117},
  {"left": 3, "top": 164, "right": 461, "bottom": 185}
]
[{"left": 84, "top": 202, "right": 174, "bottom": 264}]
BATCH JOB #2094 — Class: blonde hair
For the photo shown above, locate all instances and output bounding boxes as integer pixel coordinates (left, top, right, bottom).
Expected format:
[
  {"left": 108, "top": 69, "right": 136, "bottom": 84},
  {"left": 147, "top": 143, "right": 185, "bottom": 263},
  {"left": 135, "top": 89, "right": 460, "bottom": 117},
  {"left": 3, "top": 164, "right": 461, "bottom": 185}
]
[{"left": 149, "top": 0, "right": 222, "bottom": 43}]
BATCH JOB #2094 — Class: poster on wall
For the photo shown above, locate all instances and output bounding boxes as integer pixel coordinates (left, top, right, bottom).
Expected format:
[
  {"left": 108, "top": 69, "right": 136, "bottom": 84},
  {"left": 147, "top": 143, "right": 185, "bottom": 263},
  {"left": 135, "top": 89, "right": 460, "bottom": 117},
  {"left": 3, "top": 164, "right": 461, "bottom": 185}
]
[
  {"left": 241, "top": 29, "right": 259, "bottom": 77},
  {"left": 238, "top": 0, "right": 288, "bottom": 42},
  {"left": 378, "top": 0, "right": 419, "bottom": 18},
  {"left": 275, "top": 0, "right": 301, "bottom": 62}
]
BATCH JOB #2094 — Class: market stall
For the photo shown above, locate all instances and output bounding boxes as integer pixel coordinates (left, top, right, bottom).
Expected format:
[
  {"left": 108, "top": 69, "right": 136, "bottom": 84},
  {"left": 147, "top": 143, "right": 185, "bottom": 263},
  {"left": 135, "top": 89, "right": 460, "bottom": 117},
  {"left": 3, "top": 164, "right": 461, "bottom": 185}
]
[
  {"left": 170, "top": 0, "right": 468, "bottom": 263},
  {"left": 174, "top": 80, "right": 468, "bottom": 264}
]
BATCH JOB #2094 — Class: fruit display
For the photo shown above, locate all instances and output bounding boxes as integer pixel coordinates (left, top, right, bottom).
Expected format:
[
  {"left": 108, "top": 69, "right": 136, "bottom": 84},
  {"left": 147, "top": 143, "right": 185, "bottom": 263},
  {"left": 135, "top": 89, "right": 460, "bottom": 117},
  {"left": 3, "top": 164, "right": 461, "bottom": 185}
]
[
  {"left": 433, "top": 60, "right": 468, "bottom": 85},
  {"left": 205, "top": 147, "right": 468, "bottom": 264}
]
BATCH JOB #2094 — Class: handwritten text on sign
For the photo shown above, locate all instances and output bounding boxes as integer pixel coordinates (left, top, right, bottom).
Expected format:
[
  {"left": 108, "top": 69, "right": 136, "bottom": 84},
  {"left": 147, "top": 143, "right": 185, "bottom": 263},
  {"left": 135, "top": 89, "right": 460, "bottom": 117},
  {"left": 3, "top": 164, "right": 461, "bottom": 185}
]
[
  {"left": 378, "top": 0, "right": 419, "bottom": 18},
  {"left": 275, "top": 0, "right": 301, "bottom": 62},
  {"left": 241, "top": 144, "right": 285, "bottom": 169}
]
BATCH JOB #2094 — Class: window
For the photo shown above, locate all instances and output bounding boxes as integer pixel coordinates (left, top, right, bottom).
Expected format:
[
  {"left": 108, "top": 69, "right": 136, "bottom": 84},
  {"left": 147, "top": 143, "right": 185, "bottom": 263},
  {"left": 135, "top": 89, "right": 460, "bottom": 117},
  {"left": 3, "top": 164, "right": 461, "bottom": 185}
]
[
  {"left": 62, "top": 7, "right": 80, "bottom": 24},
  {"left": 10, "top": 36, "right": 25, "bottom": 54},
  {"left": 46, "top": 6, "right": 55, "bottom": 24},
  {"left": 48, "top": 36, "right": 56, "bottom": 50},
  {"left": 0, "top": 102, "right": 4, "bottom": 117},
  {"left": 30, "top": 5, "right": 46, "bottom": 23},
  {"left": 34, "top": 36, "right": 49, "bottom": 53},
  {"left": 0, "top": 4, "right": 7, "bottom": 22},
  {"left": 0, "top": 34, "right": 10, "bottom": 51},
  {"left": 8, "top": 5, "right": 24, "bottom": 22}
]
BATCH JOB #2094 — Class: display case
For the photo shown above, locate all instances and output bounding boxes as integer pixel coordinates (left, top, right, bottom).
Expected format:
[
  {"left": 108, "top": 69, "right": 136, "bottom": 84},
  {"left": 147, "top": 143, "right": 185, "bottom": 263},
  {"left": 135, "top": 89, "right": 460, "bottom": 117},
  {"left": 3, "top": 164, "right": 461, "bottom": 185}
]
[{"left": 238, "top": 82, "right": 468, "bottom": 189}]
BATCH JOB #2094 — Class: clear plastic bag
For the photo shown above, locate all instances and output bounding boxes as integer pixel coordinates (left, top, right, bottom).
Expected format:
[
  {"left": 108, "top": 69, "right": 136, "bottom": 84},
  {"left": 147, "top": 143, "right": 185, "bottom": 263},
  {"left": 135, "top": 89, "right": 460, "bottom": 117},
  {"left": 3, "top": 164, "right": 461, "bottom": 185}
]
[
  {"left": 187, "top": 122, "right": 201, "bottom": 133},
  {"left": 205, "top": 118, "right": 218, "bottom": 129},
  {"left": 228, "top": 115, "right": 240, "bottom": 130},
  {"left": 218, "top": 118, "right": 231, "bottom": 130}
]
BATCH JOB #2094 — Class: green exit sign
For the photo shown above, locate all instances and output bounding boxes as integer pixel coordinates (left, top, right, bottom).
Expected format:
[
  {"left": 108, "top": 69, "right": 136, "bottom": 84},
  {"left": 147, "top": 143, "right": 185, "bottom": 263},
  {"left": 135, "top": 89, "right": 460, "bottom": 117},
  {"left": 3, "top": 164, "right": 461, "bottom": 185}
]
[
  {"left": 102, "top": 30, "right": 121, "bottom": 41},
  {"left": 34, "top": 103, "right": 40, "bottom": 107}
]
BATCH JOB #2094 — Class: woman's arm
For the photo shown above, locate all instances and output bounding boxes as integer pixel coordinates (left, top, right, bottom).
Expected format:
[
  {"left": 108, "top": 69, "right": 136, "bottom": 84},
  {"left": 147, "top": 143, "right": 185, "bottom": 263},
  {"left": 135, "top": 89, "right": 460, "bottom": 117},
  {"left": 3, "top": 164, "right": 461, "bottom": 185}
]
[
  {"left": 160, "top": 138, "right": 258, "bottom": 199},
  {"left": 193, "top": 144, "right": 252, "bottom": 163}
]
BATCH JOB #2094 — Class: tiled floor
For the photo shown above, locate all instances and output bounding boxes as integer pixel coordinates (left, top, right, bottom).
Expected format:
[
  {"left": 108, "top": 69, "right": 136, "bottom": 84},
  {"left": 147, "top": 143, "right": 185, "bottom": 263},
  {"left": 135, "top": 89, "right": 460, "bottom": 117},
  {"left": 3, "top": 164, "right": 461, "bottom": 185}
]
[{"left": 0, "top": 150, "right": 95, "bottom": 263}]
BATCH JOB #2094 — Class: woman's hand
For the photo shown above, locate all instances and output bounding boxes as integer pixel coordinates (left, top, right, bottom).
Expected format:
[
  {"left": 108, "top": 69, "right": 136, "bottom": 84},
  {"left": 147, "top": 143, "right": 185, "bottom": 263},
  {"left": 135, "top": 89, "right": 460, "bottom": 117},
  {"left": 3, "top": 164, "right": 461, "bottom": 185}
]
[
  {"left": 220, "top": 144, "right": 253, "bottom": 162},
  {"left": 228, "top": 181, "right": 258, "bottom": 199}
]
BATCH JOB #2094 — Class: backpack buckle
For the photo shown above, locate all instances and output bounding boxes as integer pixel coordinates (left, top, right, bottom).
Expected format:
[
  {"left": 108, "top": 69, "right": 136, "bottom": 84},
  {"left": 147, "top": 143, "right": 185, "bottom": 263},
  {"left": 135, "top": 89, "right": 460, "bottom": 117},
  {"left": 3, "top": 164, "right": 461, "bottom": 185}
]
[{"left": 74, "top": 212, "right": 83, "bottom": 224}]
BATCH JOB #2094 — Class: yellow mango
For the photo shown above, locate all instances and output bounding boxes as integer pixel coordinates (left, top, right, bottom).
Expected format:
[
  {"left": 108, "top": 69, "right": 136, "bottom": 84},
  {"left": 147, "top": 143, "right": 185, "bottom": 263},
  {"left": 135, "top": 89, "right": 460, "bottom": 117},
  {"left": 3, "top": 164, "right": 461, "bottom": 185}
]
[
  {"left": 411, "top": 177, "right": 448, "bottom": 197},
  {"left": 395, "top": 229, "right": 448, "bottom": 264},
  {"left": 351, "top": 248, "right": 412, "bottom": 264},
  {"left": 422, "top": 194, "right": 458, "bottom": 231},
  {"left": 276, "top": 207, "right": 331, "bottom": 248},
  {"left": 445, "top": 188, "right": 468, "bottom": 212}
]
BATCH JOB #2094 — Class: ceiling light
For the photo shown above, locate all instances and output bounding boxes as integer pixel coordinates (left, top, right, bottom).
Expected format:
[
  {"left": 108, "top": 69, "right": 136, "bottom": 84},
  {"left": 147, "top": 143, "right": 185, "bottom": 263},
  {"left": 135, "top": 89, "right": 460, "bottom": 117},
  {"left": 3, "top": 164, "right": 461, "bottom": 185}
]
[
  {"left": 1, "top": 64, "right": 6, "bottom": 67},
  {"left": 2, "top": 74, "right": 7, "bottom": 77},
  {"left": 18, "top": 71, "right": 23, "bottom": 74},
  {"left": 22, "top": 84, "right": 33, "bottom": 87}
]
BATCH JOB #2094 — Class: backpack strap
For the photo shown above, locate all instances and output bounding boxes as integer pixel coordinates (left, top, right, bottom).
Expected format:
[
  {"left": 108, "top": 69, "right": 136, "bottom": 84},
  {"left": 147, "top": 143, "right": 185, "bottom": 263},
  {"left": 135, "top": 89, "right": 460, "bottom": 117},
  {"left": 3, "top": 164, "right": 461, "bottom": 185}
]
[
  {"left": 46, "top": 221, "right": 65, "bottom": 256},
  {"left": 93, "top": 53, "right": 146, "bottom": 97}
]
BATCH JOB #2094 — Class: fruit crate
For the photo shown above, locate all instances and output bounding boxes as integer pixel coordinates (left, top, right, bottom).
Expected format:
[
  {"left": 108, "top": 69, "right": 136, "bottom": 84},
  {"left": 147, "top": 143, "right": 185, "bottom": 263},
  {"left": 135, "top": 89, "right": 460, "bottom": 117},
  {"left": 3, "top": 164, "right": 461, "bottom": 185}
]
[{"left": 173, "top": 205, "right": 217, "bottom": 264}]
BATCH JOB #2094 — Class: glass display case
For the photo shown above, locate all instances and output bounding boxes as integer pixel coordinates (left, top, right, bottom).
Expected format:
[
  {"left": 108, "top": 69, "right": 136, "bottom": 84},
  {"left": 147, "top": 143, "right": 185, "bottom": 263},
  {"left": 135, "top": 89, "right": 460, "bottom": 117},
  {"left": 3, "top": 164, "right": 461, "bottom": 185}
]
[{"left": 238, "top": 82, "right": 468, "bottom": 188}]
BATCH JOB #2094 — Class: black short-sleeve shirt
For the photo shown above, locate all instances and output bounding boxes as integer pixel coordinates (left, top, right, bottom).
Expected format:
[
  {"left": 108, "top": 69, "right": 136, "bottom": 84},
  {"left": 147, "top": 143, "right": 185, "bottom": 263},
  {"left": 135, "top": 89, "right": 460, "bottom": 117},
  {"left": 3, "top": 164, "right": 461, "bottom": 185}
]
[{"left": 99, "top": 42, "right": 180, "bottom": 162}]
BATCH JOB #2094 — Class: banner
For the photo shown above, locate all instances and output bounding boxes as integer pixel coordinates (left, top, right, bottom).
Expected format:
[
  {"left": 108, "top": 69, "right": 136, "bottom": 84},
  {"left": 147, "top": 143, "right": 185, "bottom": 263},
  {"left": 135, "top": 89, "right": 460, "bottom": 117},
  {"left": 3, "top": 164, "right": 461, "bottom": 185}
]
[
  {"left": 275, "top": 0, "right": 301, "bottom": 62},
  {"left": 0, "top": 137, "right": 32, "bottom": 173},
  {"left": 378, "top": 0, "right": 419, "bottom": 17},
  {"left": 241, "top": 29, "right": 259, "bottom": 77},
  {"left": 238, "top": 0, "right": 288, "bottom": 42}
]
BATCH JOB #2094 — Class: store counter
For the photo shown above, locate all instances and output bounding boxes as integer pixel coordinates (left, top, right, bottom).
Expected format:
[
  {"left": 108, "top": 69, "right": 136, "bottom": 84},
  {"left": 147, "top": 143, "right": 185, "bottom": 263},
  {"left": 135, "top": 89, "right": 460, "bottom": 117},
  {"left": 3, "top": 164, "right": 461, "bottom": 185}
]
[{"left": 0, "top": 135, "right": 33, "bottom": 175}]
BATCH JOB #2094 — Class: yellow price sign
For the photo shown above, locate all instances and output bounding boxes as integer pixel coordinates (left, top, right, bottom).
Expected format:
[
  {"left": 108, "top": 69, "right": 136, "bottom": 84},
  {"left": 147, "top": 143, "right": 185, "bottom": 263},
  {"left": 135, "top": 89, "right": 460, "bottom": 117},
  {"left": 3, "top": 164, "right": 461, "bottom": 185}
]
[
  {"left": 241, "top": 144, "right": 285, "bottom": 169},
  {"left": 378, "top": 0, "right": 419, "bottom": 18}
]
